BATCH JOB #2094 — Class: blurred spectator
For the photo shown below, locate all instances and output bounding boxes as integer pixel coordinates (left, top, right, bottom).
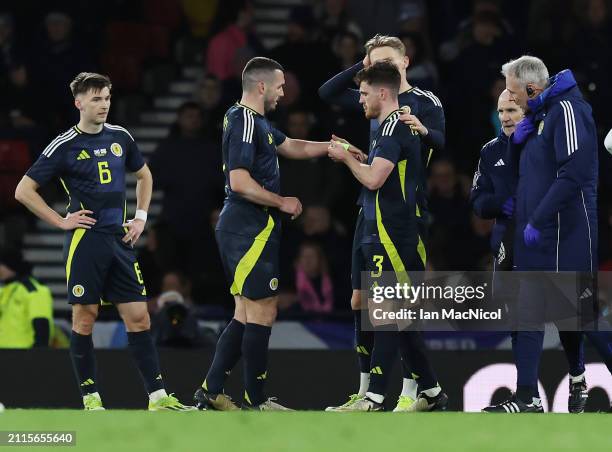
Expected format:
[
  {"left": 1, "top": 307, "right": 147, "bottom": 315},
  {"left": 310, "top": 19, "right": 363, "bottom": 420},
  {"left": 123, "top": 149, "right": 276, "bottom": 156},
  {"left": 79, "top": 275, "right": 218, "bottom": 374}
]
[
  {"left": 181, "top": 0, "right": 219, "bottom": 37},
  {"left": 441, "top": 9, "right": 515, "bottom": 171},
  {"left": 400, "top": 32, "right": 439, "bottom": 90},
  {"left": 332, "top": 31, "right": 362, "bottom": 70},
  {"left": 194, "top": 73, "right": 226, "bottom": 140},
  {"left": 0, "top": 64, "right": 52, "bottom": 156},
  {"left": 153, "top": 288, "right": 204, "bottom": 347},
  {"left": 278, "top": 241, "right": 335, "bottom": 313},
  {"left": 570, "top": 0, "right": 612, "bottom": 128},
  {"left": 161, "top": 270, "right": 194, "bottom": 306},
  {"left": 527, "top": 0, "right": 576, "bottom": 71},
  {"left": 278, "top": 108, "right": 346, "bottom": 208},
  {"left": 427, "top": 159, "right": 473, "bottom": 270},
  {"left": 0, "top": 248, "right": 53, "bottom": 348},
  {"left": 315, "top": 0, "right": 363, "bottom": 44},
  {"left": 205, "top": 0, "right": 263, "bottom": 81},
  {"left": 33, "top": 12, "right": 93, "bottom": 126},
  {"left": 281, "top": 205, "right": 351, "bottom": 306},
  {"left": 455, "top": 214, "right": 495, "bottom": 270},
  {"left": 0, "top": 14, "right": 22, "bottom": 80},
  {"left": 138, "top": 222, "right": 179, "bottom": 300},
  {"left": 149, "top": 102, "right": 224, "bottom": 273},
  {"left": 270, "top": 5, "right": 337, "bottom": 110}
]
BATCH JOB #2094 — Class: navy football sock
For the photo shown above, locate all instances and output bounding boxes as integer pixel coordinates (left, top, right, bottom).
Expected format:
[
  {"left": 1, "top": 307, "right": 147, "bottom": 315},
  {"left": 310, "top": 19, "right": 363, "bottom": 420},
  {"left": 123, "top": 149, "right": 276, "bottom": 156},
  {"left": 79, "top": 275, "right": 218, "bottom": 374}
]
[
  {"left": 70, "top": 331, "right": 98, "bottom": 396},
  {"left": 367, "top": 329, "right": 398, "bottom": 397},
  {"left": 558, "top": 331, "right": 585, "bottom": 377},
  {"left": 399, "top": 330, "right": 438, "bottom": 390},
  {"left": 204, "top": 319, "right": 245, "bottom": 393},
  {"left": 127, "top": 330, "right": 165, "bottom": 394},
  {"left": 354, "top": 310, "right": 374, "bottom": 373},
  {"left": 242, "top": 323, "right": 272, "bottom": 406}
]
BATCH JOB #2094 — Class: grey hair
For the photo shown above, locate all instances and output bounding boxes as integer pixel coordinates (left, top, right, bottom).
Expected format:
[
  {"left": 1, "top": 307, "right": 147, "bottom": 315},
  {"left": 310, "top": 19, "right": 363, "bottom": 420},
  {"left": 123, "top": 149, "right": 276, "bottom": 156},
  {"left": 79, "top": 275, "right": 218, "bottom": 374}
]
[{"left": 501, "top": 55, "right": 549, "bottom": 88}]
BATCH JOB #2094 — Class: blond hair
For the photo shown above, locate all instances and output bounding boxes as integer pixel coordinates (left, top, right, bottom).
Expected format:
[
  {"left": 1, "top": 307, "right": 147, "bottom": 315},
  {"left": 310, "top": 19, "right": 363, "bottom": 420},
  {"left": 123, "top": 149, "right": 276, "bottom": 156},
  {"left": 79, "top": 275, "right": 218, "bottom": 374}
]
[{"left": 364, "top": 34, "right": 405, "bottom": 57}]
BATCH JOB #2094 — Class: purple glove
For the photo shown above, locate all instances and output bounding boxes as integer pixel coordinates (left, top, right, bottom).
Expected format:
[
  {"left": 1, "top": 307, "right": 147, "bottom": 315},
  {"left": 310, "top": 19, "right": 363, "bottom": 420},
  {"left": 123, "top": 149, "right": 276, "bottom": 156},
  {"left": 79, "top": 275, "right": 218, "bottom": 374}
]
[
  {"left": 502, "top": 197, "right": 515, "bottom": 217},
  {"left": 523, "top": 223, "right": 541, "bottom": 247},
  {"left": 512, "top": 117, "right": 535, "bottom": 144}
]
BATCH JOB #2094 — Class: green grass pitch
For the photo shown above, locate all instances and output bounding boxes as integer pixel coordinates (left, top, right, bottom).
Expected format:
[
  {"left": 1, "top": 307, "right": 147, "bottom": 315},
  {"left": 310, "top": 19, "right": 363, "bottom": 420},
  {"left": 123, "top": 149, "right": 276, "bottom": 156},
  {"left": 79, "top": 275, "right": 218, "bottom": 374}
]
[{"left": 2, "top": 410, "right": 611, "bottom": 452}]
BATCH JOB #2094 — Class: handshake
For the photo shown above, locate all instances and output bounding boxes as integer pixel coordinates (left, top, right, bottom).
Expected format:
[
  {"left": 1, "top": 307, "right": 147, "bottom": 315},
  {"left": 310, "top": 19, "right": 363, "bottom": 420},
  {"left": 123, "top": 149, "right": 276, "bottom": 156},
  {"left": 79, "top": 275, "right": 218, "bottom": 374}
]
[{"left": 327, "top": 134, "right": 367, "bottom": 162}]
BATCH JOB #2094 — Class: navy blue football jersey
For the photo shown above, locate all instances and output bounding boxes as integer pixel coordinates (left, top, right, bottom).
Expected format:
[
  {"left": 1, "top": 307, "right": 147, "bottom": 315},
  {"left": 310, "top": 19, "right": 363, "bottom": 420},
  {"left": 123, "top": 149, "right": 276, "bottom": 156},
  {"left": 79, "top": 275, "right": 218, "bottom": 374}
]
[
  {"left": 216, "top": 103, "right": 286, "bottom": 238},
  {"left": 361, "top": 110, "right": 422, "bottom": 246},
  {"left": 26, "top": 123, "right": 145, "bottom": 234}
]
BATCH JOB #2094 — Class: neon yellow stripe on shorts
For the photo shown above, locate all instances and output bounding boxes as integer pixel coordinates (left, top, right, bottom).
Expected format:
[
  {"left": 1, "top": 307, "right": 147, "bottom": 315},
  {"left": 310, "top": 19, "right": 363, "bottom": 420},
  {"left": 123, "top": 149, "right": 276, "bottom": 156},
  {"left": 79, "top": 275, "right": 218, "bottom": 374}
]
[
  {"left": 375, "top": 192, "right": 410, "bottom": 285},
  {"left": 66, "top": 229, "right": 86, "bottom": 283},
  {"left": 230, "top": 215, "right": 275, "bottom": 296}
]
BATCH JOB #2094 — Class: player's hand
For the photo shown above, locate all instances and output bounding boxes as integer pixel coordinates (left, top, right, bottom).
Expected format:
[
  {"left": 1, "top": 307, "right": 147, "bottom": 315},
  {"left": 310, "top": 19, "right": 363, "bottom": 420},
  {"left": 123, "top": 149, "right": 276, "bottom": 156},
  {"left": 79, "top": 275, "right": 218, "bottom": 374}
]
[
  {"left": 331, "top": 134, "right": 366, "bottom": 162},
  {"left": 280, "top": 197, "right": 302, "bottom": 220},
  {"left": 60, "top": 210, "right": 96, "bottom": 230},
  {"left": 327, "top": 140, "right": 349, "bottom": 162},
  {"left": 362, "top": 54, "right": 371, "bottom": 68},
  {"left": 122, "top": 218, "right": 145, "bottom": 246},
  {"left": 399, "top": 110, "right": 428, "bottom": 135}
]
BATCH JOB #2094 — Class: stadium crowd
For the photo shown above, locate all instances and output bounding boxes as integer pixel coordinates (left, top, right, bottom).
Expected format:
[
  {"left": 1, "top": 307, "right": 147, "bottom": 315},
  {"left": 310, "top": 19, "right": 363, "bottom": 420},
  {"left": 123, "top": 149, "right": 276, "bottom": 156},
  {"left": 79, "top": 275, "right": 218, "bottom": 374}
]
[{"left": 1, "top": 0, "right": 611, "bottom": 318}]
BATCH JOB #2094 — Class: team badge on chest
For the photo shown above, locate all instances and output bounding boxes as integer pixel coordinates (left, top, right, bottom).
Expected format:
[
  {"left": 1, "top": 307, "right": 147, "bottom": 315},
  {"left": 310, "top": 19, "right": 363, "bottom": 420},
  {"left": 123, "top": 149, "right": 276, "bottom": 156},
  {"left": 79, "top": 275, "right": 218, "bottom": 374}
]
[{"left": 110, "top": 142, "right": 123, "bottom": 157}]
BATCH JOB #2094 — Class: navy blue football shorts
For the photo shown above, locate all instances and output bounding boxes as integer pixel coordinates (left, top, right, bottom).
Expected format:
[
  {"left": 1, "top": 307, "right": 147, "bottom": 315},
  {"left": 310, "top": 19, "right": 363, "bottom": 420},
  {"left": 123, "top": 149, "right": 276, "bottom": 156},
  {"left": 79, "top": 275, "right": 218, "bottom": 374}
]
[{"left": 63, "top": 229, "right": 147, "bottom": 305}]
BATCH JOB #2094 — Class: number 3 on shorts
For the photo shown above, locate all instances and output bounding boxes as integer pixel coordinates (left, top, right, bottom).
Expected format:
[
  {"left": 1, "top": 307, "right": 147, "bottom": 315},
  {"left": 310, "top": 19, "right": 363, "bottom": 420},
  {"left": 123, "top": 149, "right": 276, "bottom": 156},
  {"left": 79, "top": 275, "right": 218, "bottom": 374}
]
[{"left": 371, "top": 254, "right": 384, "bottom": 278}]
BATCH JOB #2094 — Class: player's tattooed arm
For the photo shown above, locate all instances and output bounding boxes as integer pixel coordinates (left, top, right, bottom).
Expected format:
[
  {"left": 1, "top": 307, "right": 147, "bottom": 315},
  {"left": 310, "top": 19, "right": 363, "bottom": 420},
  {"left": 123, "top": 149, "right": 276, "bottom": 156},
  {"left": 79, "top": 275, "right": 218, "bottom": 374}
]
[
  {"left": 230, "top": 169, "right": 302, "bottom": 219},
  {"left": 15, "top": 175, "right": 96, "bottom": 230}
]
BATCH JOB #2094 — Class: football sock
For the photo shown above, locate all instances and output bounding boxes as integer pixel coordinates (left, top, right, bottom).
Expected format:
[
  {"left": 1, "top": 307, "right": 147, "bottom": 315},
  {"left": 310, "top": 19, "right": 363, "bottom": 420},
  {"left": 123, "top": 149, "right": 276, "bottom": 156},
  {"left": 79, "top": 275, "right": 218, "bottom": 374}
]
[
  {"left": 400, "top": 377, "right": 418, "bottom": 399},
  {"left": 558, "top": 331, "right": 585, "bottom": 377},
  {"left": 70, "top": 331, "right": 98, "bottom": 396},
  {"left": 242, "top": 323, "right": 271, "bottom": 407},
  {"left": 367, "top": 329, "right": 398, "bottom": 397},
  {"left": 399, "top": 330, "right": 438, "bottom": 391},
  {"left": 354, "top": 309, "right": 374, "bottom": 374},
  {"left": 204, "top": 319, "right": 245, "bottom": 393},
  {"left": 127, "top": 330, "right": 164, "bottom": 394}
]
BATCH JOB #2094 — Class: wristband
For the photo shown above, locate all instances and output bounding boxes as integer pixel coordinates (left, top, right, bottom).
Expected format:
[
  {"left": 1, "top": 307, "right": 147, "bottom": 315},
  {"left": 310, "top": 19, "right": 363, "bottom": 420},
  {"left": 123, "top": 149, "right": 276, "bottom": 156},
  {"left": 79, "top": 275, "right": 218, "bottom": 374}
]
[
  {"left": 341, "top": 142, "right": 350, "bottom": 152},
  {"left": 134, "top": 209, "right": 148, "bottom": 222}
]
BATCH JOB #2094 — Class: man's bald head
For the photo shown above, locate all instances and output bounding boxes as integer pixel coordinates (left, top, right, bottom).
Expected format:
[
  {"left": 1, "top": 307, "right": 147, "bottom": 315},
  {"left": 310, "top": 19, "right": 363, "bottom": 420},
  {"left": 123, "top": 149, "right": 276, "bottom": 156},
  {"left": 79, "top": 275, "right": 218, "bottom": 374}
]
[
  {"left": 498, "top": 89, "right": 514, "bottom": 105},
  {"left": 498, "top": 89, "right": 524, "bottom": 136}
]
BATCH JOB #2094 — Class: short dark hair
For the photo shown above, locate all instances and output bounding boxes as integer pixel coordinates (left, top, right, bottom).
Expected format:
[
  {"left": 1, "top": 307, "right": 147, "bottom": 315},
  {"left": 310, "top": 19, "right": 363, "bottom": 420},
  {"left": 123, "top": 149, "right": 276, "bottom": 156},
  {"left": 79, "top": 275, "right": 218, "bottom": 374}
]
[
  {"left": 241, "top": 57, "right": 284, "bottom": 91},
  {"left": 69, "top": 72, "right": 112, "bottom": 97},
  {"left": 355, "top": 61, "right": 401, "bottom": 97}
]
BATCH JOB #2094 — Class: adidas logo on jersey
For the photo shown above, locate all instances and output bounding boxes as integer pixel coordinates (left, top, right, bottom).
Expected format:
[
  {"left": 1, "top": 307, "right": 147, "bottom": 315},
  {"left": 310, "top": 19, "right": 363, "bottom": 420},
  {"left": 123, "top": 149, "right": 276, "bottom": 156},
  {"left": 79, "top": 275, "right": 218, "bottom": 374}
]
[
  {"left": 77, "top": 150, "right": 91, "bottom": 160},
  {"left": 494, "top": 159, "right": 505, "bottom": 166}
]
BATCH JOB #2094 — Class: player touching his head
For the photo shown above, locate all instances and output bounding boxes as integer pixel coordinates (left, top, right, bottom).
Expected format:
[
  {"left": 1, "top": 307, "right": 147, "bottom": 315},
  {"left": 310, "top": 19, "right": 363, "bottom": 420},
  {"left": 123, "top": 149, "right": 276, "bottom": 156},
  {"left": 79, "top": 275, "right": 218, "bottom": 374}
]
[
  {"left": 15, "top": 72, "right": 193, "bottom": 411},
  {"left": 321, "top": 34, "right": 445, "bottom": 412},
  {"left": 193, "top": 57, "right": 347, "bottom": 411},
  {"left": 327, "top": 61, "right": 447, "bottom": 411}
]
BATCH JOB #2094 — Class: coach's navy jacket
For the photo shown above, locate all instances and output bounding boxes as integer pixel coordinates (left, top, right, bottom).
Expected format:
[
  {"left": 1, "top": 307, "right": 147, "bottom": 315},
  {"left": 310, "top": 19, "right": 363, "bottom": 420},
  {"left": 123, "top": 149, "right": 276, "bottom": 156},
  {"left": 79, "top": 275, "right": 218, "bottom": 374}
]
[
  {"left": 470, "top": 129, "right": 514, "bottom": 265},
  {"left": 511, "top": 70, "right": 598, "bottom": 271}
]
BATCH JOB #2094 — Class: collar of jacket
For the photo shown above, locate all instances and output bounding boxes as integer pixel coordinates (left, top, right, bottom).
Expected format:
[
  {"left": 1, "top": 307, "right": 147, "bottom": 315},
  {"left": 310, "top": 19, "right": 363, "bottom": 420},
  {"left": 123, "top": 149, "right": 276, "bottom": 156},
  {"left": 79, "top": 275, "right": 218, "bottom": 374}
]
[
  {"left": 527, "top": 69, "right": 577, "bottom": 114},
  {"left": 497, "top": 127, "right": 510, "bottom": 143}
]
